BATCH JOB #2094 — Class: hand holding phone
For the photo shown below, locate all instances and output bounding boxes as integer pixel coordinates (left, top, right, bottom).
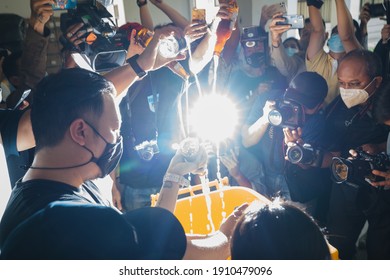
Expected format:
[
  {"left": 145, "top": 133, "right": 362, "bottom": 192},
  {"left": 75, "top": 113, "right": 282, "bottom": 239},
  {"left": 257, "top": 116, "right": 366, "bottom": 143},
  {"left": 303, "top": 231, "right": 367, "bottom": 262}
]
[{"left": 275, "top": 14, "right": 304, "bottom": 29}]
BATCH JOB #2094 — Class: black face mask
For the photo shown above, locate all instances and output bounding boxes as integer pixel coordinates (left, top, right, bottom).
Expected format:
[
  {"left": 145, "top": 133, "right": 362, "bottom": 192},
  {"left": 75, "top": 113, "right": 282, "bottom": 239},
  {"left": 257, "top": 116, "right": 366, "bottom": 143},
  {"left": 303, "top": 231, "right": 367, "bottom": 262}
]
[
  {"left": 245, "top": 52, "right": 264, "bottom": 68},
  {"left": 83, "top": 120, "right": 123, "bottom": 178}
]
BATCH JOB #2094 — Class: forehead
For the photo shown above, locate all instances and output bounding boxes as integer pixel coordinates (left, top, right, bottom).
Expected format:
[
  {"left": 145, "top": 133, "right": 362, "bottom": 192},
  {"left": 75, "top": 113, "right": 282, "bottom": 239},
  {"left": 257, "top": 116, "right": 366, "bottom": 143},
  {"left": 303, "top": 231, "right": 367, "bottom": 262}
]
[
  {"left": 99, "top": 94, "right": 121, "bottom": 126},
  {"left": 338, "top": 58, "right": 368, "bottom": 79}
]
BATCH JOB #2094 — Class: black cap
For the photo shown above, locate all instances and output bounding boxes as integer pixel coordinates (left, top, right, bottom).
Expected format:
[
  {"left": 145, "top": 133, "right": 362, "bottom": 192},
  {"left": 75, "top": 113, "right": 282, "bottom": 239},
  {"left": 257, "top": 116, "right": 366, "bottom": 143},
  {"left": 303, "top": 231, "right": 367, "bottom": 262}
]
[
  {"left": 284, "top": 71, "right": 328, "bottom": 109},
  {"left": 1, "top": 202, "right": 186, "bottom": 260}
]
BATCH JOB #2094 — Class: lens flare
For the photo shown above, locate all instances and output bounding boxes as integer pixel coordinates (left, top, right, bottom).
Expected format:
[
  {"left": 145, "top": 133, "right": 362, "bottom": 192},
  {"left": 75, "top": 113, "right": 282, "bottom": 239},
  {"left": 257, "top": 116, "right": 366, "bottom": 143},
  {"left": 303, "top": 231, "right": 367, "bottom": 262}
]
[{"left": 189, "top": 94, "right": 238, "bottom": 143}]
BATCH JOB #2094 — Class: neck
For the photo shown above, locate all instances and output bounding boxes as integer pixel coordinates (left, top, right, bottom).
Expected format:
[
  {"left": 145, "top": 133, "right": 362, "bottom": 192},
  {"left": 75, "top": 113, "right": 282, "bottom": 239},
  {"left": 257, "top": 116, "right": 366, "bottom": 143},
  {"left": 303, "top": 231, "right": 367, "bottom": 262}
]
[
  {"left": 23, "top": 146, "right": 99, "bottom": 188},
  {"left": 329, "top": 51, "right": 344, "bottom": 61}
]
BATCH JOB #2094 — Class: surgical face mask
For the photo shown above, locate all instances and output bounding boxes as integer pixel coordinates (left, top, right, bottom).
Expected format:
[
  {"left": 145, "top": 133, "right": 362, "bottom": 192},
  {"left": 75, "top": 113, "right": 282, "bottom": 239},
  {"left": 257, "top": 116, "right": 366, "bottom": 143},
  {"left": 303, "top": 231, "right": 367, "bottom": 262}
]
[
  {"left": 83, "top": 120, "right": 123, "bottom": 178},
  {"left": 328, "top": 34, "right": 345, "bottom": 53},
  {"left": 339, "top": 79, "right": 376, "bottom": 109},
  {"left": 285, "top": 47, "right": 299, "bottom": 57}
]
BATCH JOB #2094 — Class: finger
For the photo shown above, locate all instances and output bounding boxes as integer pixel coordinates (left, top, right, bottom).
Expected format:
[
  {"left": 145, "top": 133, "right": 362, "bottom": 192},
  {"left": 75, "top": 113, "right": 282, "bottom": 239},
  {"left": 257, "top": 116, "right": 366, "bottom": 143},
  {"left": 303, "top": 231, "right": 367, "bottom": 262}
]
[
  {"left": 130, "top": 29, "right": 136, "bottom": 46},
  {"left": 349, "top": 149, "right": 358, "bottom": 157},
  {"left": 372, "top": 169, "right": 390, "bottom": 178},
  {"left": 370, "top": 180, "right": 390, "bottom": 188},
  {"left": 231, "top": 203, "right": 250, "bottom": 219},
  {"left": 272, "top": 12, "right": 284, "bottom": 19}
]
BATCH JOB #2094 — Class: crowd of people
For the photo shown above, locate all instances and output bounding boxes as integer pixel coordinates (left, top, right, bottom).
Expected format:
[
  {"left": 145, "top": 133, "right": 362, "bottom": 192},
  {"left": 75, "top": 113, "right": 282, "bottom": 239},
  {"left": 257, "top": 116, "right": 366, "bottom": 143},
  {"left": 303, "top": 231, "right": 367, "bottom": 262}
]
[{"left": 1, "top": 0, "right": 390, "bottom": 260}]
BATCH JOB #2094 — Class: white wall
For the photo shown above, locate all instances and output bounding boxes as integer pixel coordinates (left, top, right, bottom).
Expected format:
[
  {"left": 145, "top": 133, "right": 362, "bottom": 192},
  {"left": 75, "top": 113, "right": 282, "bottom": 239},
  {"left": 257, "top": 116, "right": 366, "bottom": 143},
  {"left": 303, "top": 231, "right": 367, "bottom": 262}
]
[
  {"left": 0, "top": 0, "right": 127, "bottom": 26},
  {"left": 123, "top": 0, "right": 192, "bottom": 26},
  {"left": 0, "top": 0, "right": 31, "bottom": 17}
]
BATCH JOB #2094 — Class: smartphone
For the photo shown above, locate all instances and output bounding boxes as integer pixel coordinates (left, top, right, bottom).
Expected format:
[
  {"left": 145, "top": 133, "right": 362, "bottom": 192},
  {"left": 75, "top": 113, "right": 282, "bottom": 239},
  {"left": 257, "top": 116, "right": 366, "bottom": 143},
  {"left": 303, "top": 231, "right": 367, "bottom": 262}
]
[
  {"left": 192, "top": 8, "right": 206, "bottom": 24},
  {"left": 276, "top": 14, "right": 304, "bottom": 29},
  {"left": 369, "top": 3, "right": 388, "bottom": 18},
  {"left": 52, "top": 0, "right": 78, "bottom": 11}
]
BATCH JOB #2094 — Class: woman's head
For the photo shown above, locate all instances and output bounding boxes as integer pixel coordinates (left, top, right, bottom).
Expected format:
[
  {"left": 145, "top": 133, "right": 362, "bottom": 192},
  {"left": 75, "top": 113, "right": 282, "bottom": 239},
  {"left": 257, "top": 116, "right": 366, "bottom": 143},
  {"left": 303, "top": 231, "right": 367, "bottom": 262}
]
[
  {"left": 283, "top": 37, "right": 300, "bottom": 57},
  {"left": 231, "top": 200, "right": 330, "bottom": 260}
]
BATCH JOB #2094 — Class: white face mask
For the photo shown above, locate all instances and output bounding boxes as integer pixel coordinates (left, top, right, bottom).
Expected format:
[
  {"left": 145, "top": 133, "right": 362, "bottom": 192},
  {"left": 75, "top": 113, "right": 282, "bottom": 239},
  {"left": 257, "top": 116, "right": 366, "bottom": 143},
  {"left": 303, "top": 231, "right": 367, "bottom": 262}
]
[{"left": 339, "top": 79, "right": 376, "bottom": 109}]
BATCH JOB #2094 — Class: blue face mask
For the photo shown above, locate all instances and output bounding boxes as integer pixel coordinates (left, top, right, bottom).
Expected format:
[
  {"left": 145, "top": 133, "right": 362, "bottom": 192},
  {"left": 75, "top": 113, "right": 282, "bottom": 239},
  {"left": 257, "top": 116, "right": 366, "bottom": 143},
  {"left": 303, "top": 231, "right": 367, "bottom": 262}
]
[
  {"left": 285, "top": 47, "right": 299, "bottom": 57},
  {"left": 328, "top": 34, "right": 345, "bottom": 53}
]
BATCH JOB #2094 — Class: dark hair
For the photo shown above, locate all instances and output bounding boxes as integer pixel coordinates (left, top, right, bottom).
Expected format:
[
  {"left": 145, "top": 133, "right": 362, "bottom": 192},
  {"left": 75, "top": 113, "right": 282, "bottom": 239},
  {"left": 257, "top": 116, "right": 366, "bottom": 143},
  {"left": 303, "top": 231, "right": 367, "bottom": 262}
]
[
  {"left": 283, "top": 37, "right": 300, "bottom": 50},
  {"left": 231, "top": 201, "right": 331, "bottom": 260},
  {"left": 2, "top": 50, "right": 22, "bottom": 81},
  {"left": 339, "top": 49, "right": 382, "bottom": 79},
  {"left": 374, "top": 81, "right": 390, "bottom": 123},
  {"left": 31, "top": 68, "right": 115, "bottom": 151}
]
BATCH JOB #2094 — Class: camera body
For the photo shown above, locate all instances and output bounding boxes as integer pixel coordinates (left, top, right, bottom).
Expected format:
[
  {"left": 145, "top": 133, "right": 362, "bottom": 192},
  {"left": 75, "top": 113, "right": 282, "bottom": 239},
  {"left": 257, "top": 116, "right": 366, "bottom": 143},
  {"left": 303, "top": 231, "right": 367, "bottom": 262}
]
[
  {"left": 60, "top": 0, "right": 125, "bottom": 72},
  {"left": 368, "top": 2, "right": 388, "bottom": 18},
  {"left": 134, "top": 140, "right": 160, "bottom": 162},
  {"left": 268, "top": 99, "right": 304, "bottom": 129},
  {"left": 286, "top": 143, "right": 323, "bottom": 167},
  {"left": 331, "top": 150, "right": 390, "bottom": 187},
  {"left": 241, "top": 26, "right": 268, "bottom": 67},
  {"left": 276, "top": 14, "right": 304, "bottom": 29}
]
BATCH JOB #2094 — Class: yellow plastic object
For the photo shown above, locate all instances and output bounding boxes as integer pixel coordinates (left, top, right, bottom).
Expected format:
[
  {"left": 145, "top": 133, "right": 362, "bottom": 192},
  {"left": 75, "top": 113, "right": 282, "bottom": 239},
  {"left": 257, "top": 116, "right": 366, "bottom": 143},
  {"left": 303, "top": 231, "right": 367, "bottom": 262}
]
[
  {"left": 150, "top": 177, "right": 339, "bottom": 260},
  {"left": 151, "top": 177, "right": 269, "bottom": 235}
]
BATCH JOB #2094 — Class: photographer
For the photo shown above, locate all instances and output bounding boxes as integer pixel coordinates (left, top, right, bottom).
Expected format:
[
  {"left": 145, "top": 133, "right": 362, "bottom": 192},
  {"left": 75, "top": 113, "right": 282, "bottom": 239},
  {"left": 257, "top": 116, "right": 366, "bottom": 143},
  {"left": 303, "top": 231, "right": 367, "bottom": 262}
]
[
  {"left": 322, "top": 49, "right": 390, "bottom": 259},
  {"left": 269, "top": 12, "right": 309, "bottom": 83},
  {"left": 241, "top": 71, "right": 328, "bottom": 201}
]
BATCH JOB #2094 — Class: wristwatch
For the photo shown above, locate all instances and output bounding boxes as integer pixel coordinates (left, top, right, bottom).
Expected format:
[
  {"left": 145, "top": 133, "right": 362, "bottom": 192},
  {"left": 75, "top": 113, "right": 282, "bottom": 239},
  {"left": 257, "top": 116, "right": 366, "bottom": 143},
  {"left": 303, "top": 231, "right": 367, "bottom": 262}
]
[
  {"left": 126, "top": 54, "right": 147, "bottom": 79},
  {"left": 137, "top": 0, "right": 147, "bottom": 7},
  {"left": 163, "top": 173, "right": 190, "bottom": 187}
]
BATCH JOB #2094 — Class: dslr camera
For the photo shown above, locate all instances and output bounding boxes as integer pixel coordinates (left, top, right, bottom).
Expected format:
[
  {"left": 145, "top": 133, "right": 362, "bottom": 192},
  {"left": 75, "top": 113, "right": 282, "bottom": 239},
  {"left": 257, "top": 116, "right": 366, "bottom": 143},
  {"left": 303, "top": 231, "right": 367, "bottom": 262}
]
[
  {"left": 60, "top": 0, "right": 128, "bottom": 72},
  {"left": 368, "top": 2, "right": 390, "bottom": 18},
  {"left": 286, "top": 143, "right": 323, "bottom": 167},
  {"left": 268, "top": 99, "right": 304, "bottom": 129},
  {"left": 134, "top": 140, "right": 160, "bottom": 162},
  {"left": 331, "top": 150, "right": 390, "bottom": 187}
]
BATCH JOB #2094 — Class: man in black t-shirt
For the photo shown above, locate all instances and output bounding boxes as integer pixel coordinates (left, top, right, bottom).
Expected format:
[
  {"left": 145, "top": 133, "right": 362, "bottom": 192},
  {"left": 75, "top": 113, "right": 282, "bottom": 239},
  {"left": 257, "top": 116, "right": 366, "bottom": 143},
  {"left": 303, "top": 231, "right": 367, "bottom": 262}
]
[
  {"left": 118, "top": 67, "right": 184, "bottom": 211},
  {"left": 242, "top": 71, "right": 329, "bottom": 204},
  {"left": 323, "top": 50, "right": 390, "bottom": 260}
]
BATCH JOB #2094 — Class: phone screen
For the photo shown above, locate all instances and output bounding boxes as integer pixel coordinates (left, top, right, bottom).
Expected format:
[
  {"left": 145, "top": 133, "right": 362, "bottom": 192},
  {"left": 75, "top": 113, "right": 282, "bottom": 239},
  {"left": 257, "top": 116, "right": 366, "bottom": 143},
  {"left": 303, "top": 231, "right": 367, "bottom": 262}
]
[
  {"left": 192, "top": 8, "right": 206, "bottom": 24},
  {"left": 52, "top": 0, "right": 77, "bottom": 11}
]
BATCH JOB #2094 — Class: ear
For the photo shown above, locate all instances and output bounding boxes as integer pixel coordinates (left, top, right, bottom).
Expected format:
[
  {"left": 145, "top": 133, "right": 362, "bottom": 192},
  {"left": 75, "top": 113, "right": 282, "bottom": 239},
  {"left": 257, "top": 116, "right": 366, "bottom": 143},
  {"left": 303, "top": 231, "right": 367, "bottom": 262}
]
[
  {"left": 69, "top": 119, "right": 88, "bottom": 146},
  {"left": 374, "top": 76, "right": 383, "bottom": 88}
]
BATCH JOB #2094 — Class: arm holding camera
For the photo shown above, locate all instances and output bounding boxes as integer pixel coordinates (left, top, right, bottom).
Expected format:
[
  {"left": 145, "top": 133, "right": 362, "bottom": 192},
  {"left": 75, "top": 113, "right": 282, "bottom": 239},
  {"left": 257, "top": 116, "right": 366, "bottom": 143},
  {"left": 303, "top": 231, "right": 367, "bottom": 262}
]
[
  {"left": 359, "top": 3, "right": 370, "bottom": 49},
  {"left": 105, "top": 25, "right": 186, "bottom": 97},
  {"left": 306, "top": 1, "right": 327, "bottom": 61},
  {"left": 335, "top": 0, "right": 362, "bottom": 52},
  {"left": 137, "top": 0, "right": 154, "bottom": 31},
  {"left": 241, "top": 100, "right": 274, "bottom": 148},
  {"left": 149, "top": 0, "right": 190, "bottom": 30},
  {"left": 269, "top": 13, "right": 305, "bottom": 81}
]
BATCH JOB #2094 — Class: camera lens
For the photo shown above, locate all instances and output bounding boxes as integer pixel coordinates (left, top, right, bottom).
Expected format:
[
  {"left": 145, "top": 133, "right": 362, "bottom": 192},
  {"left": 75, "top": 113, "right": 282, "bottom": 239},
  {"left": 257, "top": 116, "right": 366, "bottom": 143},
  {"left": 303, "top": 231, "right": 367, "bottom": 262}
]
[
  {"left": 142, "top": 148, "right": 154, "bottom": 161},
  {"left": 245, "top": 41, "right": 256, "bottom": 48},
  {"left": 331, "top": 158, "right": 349, "bottom": 183},
  {"left": 287, "top": 145, "right": 303, "bottom": 164},
  {"left": 268, "top": 109, "right": 283, "bottom": 126}
]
